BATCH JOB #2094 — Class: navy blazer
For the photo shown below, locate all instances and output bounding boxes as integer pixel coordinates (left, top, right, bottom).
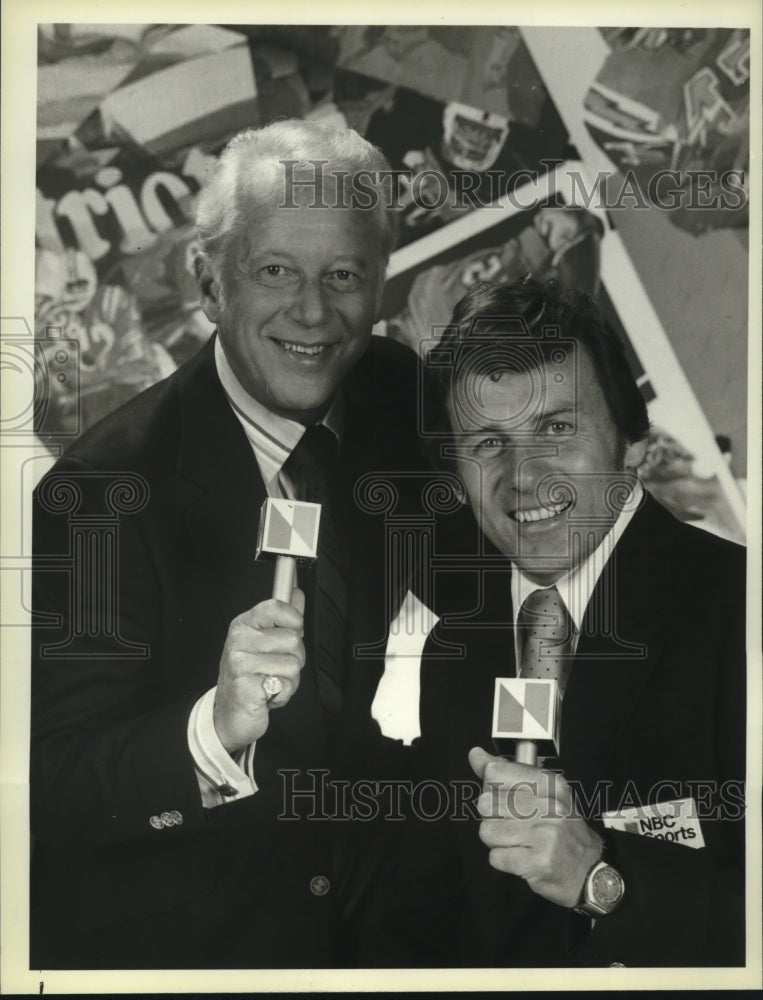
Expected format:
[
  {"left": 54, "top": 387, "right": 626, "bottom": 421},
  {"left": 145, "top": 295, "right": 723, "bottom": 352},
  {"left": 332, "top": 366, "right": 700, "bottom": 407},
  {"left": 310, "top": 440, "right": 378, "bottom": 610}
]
[
  {"left": 30, "top": 334, "right": 426, "bottom": 969},
  {"left": 365, "top": 493, "right": 746, "bottom": 968}
]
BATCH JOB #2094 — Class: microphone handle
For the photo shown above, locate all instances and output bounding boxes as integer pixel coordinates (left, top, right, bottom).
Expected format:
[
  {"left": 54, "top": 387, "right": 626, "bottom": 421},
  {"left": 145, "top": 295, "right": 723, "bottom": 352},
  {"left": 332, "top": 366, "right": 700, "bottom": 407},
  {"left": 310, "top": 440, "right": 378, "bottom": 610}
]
[
  {"left": 515, "top": 739, "right": 538, "bottom": 766},
  {"left": 272, "top": 554, "right": 296, "bottom": 602}
]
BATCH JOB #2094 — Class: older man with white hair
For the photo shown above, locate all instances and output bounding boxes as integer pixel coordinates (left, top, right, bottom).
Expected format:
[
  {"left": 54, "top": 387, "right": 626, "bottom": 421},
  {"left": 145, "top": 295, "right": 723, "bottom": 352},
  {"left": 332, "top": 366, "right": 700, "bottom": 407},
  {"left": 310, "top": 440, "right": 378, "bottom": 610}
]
[{"left": 30, "top": 120, "right": 422, "bottom": 969}]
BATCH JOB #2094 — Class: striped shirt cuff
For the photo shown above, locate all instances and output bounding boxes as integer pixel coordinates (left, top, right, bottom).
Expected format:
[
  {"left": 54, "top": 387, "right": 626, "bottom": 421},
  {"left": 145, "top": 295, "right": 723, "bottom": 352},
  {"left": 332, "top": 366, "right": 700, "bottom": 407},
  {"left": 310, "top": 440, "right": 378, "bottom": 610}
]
[{"left": 188, "top": 687, "right": 258, "bottom": 808}]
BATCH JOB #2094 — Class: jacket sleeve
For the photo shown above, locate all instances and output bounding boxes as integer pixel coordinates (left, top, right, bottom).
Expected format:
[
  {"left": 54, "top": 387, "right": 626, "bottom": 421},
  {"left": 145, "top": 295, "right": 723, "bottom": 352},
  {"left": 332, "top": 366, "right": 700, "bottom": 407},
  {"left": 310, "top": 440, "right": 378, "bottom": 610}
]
[{"left": 31, "top": 458, "right": 207, "bottom": 846}]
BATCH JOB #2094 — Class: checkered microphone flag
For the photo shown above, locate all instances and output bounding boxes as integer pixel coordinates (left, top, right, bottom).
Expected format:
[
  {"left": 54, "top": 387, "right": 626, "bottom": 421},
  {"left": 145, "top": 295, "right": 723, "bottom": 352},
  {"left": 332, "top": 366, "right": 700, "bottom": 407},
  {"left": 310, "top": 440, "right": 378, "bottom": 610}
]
[
  {"left": 492, "top": 677, "right": 561, "bottom": 758},
  {"left": 256, "top": 498, "right": 321, "bottom": 561}
]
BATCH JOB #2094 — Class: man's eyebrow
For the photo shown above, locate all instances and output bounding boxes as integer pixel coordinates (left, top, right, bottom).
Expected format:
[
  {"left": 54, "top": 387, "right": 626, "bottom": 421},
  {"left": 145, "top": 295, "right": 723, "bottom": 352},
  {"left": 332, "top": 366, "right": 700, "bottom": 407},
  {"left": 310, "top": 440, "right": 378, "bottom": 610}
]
[
  {"left": 326, "top": 257, "right": 371, "bottom": 269},
  {"left": 246, "top": 249, "right": 371, "bottom": 268},
  {"left": 457, "top": 406, "right": 578, "bottom": 434},
  {"left": 455, "top": 421, "right": 507, "bottom": 436},
  {"left": 239, "top": 246, "right": 293, "bottom": 267},
  {"left": 248, "top": 247, "right": 298, "bottom": 260},
  {"left": 536, "top": 406, "right": 577, "bottom": 421}
]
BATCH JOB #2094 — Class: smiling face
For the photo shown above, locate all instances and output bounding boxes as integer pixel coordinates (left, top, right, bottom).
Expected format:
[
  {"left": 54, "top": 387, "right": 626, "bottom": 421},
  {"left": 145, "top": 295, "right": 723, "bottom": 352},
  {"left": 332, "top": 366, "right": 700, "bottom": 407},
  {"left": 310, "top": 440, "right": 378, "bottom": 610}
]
[
  {"left": 448, "top": 345, "right": 646, "bottom": 584},
  {"left": 198, "top": 199, "right": 385, "bottom": 424}
]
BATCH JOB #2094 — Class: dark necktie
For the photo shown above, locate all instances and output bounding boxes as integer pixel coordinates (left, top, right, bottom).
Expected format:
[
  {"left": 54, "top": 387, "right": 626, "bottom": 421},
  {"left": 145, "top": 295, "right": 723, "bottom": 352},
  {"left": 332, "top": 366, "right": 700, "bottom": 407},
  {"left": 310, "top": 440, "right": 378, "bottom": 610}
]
[
  {"left": 517, "top": 586, "right": 575, "bottom": 697},
  {"left": 283, "top": 424, "right": 346, "bottom": 715}
]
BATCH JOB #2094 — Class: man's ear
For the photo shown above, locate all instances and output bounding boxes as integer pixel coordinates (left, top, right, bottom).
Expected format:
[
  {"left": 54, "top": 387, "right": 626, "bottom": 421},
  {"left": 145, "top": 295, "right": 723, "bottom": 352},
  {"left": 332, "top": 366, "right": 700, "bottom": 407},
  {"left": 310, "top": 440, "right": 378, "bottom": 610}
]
[
  {"left": 623, "top": 436, "right": 648, "bottom": 470},
  {"left": 195, "top": 253, "right": 221, "bottom": 324}
]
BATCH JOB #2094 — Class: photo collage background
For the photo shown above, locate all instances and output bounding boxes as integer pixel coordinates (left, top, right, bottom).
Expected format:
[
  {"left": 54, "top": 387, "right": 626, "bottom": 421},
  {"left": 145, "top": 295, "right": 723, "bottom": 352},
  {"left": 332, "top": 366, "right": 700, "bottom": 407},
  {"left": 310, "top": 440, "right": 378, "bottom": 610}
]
[{"left": 34, "top": 24, "right": 750, "bottom": 542}]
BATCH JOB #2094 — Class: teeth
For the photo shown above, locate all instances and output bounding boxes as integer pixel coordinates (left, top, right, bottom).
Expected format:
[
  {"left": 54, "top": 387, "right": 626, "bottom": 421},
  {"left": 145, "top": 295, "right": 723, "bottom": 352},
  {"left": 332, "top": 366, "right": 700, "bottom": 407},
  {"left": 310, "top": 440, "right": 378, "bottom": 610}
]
[
  {"left": 280, "top": 341, "right": 329, "bottom": 356},
  {"left": 512, "top": 502, "right": 570, "bottom": 524}
]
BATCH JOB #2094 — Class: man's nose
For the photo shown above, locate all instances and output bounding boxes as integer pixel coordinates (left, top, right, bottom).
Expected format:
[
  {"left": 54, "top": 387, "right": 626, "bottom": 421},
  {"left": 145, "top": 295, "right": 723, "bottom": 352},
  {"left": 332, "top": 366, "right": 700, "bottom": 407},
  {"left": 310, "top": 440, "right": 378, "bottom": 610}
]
[
  {"left": 289, "top": 278, "right": 330, "bottom": 327},
  {"left": 508, "top": 446, "right": 558, "bottom": 495}
]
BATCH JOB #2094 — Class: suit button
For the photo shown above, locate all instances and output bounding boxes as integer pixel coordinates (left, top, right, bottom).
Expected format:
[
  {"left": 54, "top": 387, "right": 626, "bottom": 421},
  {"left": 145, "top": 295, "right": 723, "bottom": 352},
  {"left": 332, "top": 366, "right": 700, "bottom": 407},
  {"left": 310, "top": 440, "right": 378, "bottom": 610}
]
[
  {"left": 170, "top": 810, "right": 183, "bottom": 825},
  {"left": 160, "top": 811, "right": 175, "bottom": 826},
  {"left": 609, "top": 962, "right": 626, "bottom": 968},
  {"left": 149, "top": 815, "right": 163, "bottom": 829},
  {"left": 309, "top": 875, "right": 330, "bottom": 896}
]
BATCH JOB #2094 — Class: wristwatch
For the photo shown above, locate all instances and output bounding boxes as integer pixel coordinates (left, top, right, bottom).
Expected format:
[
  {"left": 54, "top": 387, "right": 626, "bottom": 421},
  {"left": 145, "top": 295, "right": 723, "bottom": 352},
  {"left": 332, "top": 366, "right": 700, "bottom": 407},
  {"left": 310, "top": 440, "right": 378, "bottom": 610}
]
[{"left": 573, "top": 860, "right": 625, "bottom": 917}]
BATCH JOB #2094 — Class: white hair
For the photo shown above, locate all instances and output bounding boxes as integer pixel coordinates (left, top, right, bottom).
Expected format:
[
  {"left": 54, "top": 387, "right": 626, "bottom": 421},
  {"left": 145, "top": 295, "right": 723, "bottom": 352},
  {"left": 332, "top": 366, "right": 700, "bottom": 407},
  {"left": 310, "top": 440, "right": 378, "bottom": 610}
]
[{"left": 195, "top": 119, "right": 398, "bottom": 292}]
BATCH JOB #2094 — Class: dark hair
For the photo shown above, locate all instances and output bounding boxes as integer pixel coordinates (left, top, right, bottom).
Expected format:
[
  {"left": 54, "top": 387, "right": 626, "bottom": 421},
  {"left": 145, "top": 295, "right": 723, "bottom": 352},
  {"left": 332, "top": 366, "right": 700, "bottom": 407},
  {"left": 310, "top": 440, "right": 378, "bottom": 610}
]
[{"left": 424, "top": 277, "right": 650, "bottom": 451}]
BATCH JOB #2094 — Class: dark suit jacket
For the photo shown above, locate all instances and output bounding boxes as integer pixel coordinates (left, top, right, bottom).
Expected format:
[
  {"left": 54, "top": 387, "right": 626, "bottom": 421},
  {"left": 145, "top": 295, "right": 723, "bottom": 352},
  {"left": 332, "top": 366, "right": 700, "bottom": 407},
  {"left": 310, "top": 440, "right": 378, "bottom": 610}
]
[
  {"left": 30, "top": 334, "right": 424, "bottom": 970},
  {"left": 366, "top": 493, "right": 746, "bottom": 968}
]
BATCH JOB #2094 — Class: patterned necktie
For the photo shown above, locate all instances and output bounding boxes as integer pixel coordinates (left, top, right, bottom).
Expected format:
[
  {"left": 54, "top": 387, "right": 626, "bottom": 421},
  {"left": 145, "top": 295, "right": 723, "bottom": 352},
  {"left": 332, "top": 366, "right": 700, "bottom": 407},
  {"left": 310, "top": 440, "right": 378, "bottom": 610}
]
[
  {"left": 517, "top": 586, "right": 575, "bottom": 697},
  {"left": 283, "top": 424, "right": 346, "bottom": 715}
]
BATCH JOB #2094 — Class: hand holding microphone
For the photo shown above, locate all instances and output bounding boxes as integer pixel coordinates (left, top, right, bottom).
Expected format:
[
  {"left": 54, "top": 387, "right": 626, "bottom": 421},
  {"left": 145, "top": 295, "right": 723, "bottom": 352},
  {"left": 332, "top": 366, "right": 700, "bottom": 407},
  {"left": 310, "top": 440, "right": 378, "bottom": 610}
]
[
  {"left": 467, "top": 676, "right": 601, "bottom": 909},
  {"left": 469, "top": 746, "right": 603, "bottom": 909},
  {"left": 468, "top": 588, "right": 603, "bottom": 908},
  {"left": 213, "top": 497, "right": 321, "bottom": 753},
  {"left": 213, "top": 589, "right": 306, "bottom": 753}
]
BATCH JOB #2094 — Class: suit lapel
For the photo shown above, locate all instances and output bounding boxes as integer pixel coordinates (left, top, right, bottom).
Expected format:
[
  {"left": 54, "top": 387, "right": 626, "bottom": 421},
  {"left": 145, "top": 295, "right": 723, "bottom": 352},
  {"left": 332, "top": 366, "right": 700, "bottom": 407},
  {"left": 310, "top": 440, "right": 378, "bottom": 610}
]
[
  {"left": 174, "top": 339, "right": 327, "bottom": 759},
  {"left": 436, "top": 571, "right": 554, "bottom": 957},
  {"left": 176, "top": 339, "right": 272, "bottom": 628},
  {"left": 560, "top": 495, "right": 674, "bottom": 780},
  {"left": 444, "top": 568, "right": 516, "bottom": 771}
]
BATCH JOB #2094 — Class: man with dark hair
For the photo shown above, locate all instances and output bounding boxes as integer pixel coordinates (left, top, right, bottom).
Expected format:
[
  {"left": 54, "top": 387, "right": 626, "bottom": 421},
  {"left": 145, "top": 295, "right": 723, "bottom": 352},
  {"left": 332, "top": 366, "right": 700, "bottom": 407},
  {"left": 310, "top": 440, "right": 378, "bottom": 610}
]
[
  {"left": 30, "top": 119, "right": 420, "bottom": 970},
  {"left": 371, "top": 277, "right": 745, "bottom": 968}
]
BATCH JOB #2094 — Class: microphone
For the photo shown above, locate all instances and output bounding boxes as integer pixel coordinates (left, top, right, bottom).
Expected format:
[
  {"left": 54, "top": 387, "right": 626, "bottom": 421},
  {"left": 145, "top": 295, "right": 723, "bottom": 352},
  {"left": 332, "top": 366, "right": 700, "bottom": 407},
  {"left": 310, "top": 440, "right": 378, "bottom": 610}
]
[
  {"left": 492, "top": 677, "right": 561, "bottom": 765},
  {"left": 256, "top": 497, "right": 321, "bottom": 696},
  {"left": 256, "top": 496, "right": 322, "bottom": 598}
]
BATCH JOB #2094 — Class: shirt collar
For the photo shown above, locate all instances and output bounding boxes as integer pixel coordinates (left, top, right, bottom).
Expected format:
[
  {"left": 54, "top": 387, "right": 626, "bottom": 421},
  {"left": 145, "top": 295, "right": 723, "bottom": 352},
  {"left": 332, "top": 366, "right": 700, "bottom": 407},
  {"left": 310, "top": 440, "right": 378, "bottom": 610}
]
[
  {"left": 511, "top": 481, "right": 644, "bottom": 631},
  {"left": 214, "top": 336, "right": 343, "bottom": 491}
]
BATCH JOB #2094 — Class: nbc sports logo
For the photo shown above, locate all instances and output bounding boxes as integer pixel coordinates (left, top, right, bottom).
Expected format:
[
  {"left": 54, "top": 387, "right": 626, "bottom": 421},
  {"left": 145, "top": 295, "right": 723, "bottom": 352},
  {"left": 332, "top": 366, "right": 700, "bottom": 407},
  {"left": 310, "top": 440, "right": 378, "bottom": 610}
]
[{"left": 256, "top": 498, "right": 321, "bottom": 560}]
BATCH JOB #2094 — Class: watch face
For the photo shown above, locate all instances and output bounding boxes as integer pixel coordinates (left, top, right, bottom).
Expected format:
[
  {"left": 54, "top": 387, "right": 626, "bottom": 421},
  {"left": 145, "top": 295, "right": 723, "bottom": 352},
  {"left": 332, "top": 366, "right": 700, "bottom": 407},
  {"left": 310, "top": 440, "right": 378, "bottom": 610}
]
[{"left": 591, "top": 865, "right": 624, "bottom": 906}]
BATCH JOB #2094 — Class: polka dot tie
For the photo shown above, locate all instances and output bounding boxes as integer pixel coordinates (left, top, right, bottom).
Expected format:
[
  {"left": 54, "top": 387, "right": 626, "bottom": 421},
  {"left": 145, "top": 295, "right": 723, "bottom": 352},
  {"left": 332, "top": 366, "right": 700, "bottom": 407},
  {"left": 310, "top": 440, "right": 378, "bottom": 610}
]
[{"left": 517, "top": 586, "right": 575, "bottom": 697}]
